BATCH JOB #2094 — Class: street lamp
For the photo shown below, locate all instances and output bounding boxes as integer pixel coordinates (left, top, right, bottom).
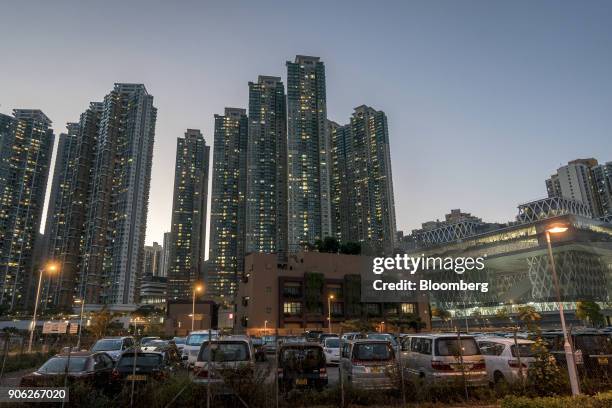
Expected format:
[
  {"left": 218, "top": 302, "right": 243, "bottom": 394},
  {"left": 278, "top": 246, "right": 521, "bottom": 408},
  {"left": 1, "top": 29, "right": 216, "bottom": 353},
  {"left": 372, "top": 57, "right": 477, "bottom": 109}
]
[
  {"left": 28, "top": 262, "right": 58, "bottom": 352},
  {"left": 545, "top": 223, "right": 580, "bottom": 396},
  {"left": 327, "top": 294, "right": 334, "bottom": 333},
  {"left": 192, "top": 284, "right": 203, "bottom": 332},
  {"left": 264, "top": 320, "right": 268, "bottom": 336}
]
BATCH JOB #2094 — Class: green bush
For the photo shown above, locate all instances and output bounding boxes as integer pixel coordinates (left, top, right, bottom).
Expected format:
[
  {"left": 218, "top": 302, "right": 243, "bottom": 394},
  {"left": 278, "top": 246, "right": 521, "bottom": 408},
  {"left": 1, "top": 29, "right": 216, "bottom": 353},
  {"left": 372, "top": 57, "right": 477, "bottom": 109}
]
[{"left": 501, "top": 391, "right": 612, "bottom": 408}]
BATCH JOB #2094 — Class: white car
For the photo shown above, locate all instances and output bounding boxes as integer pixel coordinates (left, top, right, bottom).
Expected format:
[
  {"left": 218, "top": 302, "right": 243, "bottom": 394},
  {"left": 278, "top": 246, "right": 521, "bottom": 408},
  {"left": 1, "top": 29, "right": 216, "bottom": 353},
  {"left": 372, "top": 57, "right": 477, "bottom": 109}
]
[
  {"left": 323, "top": 336, "right": 340, "bottom": 365},
  {"left": 182, "top": 330, "right": 219, "bottom": 367},
  {"left": 191, "top": 337, "right": 255, "bottom": 389},
  {"left": 476, "top": 337, "right": 535, "bottom": 384}
]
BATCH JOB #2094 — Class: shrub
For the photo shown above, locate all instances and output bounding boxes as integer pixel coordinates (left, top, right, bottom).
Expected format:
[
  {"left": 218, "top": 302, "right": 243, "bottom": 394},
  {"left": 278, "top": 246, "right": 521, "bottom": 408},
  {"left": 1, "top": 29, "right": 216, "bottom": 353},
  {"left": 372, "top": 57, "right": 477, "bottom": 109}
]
[{"left": 501, "top": 391, "right": 612, "bottom": 408}]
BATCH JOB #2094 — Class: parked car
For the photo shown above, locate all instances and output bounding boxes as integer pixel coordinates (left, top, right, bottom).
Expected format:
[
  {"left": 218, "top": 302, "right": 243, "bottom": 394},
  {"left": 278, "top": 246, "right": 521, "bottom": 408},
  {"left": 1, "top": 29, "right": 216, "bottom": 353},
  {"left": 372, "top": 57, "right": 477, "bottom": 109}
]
[
  {"left": 251, "top": 337, "right": 266, "bottom": 362},
  {"left": 323, "top": 336, "right": 341, "bottom": 365},
  {"left": 278, "top": 342, "right": 327, "bottom": 392},
  {"left": 340, "top": 339, "right": 398, "bottom": 390},
  {"left": 341, "top": 332, "right": 366, "bottom": 341},
  {"left": 366, "top": 333, "right": 399, "bottom": 352},
  {"left": 91, "top": 336, "right": 135, "bottom": 361},
  {"left": 191, "top": 337, "right": 255, "bottom": 391},
  {"left": 305, "top": 330, "right": 323, "bottom": 342},
  {"left": 541, "top": 330, "right": 612, "bottom": 376},
  {"left": 401, "top": 334, "right": 487, "bottom": 386},
  {"left": 111, "top": 351, "right": 175, "bottom": 384},
  {"left": 262, "top": 335, "right": 278, "bottom": 355},
  {"left": 476, "top": 337, "right": 535, "bottom": 384},
  {"left": 140, "top": 336, "right": 160, "bottom": 346},
  {"left": 182, "top": 330, "right": 219, "bottom": 367},
  {"left": 20, "top": 352, "right": 114, "bottom": 387},
  {"left": 172, "top": 336, "right": 187, "bottom": 353},
  {"left": 318, "top": 333, "right": 337, "bottom": 344}
]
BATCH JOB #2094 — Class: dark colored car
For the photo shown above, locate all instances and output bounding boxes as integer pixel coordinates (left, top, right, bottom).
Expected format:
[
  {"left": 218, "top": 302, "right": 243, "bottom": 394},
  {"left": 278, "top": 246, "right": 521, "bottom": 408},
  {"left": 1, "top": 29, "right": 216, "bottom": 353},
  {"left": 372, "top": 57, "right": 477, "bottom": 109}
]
[
  {"left": 20, "top": 352, "right": 114, "bottom": 387},
  {"left": 278, "top": 342, "right": 328, "bottom": 392},
  {"left": 111, "top": 351, "right": 176, "bottom": 384},
  {"left": 305, "top": 330, "right": 323, "bottom": 342},
  {"left": 541, "top": 330, "right": 612, "bottom": 376}
]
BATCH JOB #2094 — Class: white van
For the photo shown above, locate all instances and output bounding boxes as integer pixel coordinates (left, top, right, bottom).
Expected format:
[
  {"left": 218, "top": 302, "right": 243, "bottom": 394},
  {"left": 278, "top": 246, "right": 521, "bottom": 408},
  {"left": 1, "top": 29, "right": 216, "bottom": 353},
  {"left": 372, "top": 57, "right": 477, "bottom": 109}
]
[
  {"left": 401, "top": 334, "right": 487, "bottom": 386},
  {"left": 182, "top": 330, "right": 219, "bottom": 367}
]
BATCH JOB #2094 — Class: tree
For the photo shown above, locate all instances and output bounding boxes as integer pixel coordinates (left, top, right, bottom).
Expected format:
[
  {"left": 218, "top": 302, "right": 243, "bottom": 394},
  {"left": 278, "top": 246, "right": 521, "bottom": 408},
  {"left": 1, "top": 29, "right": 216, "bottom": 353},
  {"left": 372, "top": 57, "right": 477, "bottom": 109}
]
[
  {"left": 387, "top": 314, "right": 425, "bottom": 333},
  {"left": 339, "top": 241, "right": 361, "bottom": 255},
  {"left": 517, "top": 305, "right": 541, "bottom": 332},
  {"left": 89, "top": 306, "right": 120, "bottom": 339},
  {"left": 340, "top": 319, "right": 377, "bottom": 333},
  {"left": 431, "top": 307, "right": 452, "bottom": 328},
  {"left": 575, "top": 301, "right": 604, "bottom": 327},
  {"left": 316, "top": 237, "right": 340, "bottom": 253}
]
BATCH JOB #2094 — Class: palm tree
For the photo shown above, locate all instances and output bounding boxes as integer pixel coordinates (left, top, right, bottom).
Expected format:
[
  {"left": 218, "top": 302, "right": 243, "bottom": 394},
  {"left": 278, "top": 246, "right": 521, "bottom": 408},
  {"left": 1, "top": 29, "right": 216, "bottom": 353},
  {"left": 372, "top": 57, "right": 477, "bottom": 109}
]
[
  {"left": 575, "top": 301, "right": 604, "bottom": 327},
  {"left": 89, "top": 306, "right": 120, "bottom": 339}
]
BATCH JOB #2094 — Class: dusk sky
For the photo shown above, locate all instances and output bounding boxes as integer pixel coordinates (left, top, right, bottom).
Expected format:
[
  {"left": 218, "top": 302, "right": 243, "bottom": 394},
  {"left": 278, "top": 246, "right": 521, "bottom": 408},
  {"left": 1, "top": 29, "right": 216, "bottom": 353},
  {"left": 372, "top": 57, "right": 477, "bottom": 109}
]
[{"left": 2, "top": 0, "right": 612, "bottom": 248}]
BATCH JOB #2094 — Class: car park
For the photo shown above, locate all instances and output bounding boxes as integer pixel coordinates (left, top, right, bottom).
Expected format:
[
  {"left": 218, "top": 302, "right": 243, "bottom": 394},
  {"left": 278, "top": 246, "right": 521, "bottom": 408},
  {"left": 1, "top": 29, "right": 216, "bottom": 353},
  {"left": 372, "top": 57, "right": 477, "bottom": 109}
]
[
  {"left": 476, "top": 337, "right": 535, "bottom": 384},
  {"left": 90, "top": 336, "right": 135, "bottom": 361},
  {"left": 111, "top": 351, "right": 175, "bottom": 384},
  {"left": 323, "top": 336, "right": 340, "bottom": 365},
  {"left": 20, "top": 352, "right": 114, "bottom": 387},
  {"left": 182, "top": 330, "right": 219, "bottom": 367},
  {"left": 340, "top": 339, "right": 398, "bottom": 390},
  {"left": 191, "top": 337, "right": 255, "bottom": 390},
  {"left": 401, "top": 334, "right": 487, "bottom": 386},
  {"left": 278, "top": 342, "right": 327, "bottom": 392}
]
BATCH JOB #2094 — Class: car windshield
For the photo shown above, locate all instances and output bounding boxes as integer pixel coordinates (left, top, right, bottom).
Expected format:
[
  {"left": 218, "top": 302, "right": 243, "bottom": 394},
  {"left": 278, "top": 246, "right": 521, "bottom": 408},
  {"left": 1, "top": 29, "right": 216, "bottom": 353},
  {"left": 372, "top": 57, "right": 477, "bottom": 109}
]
[
  {"left": 353, "top": 342, "right": 394, "bottom": 361},
  {"left": 325, "top": 338, "right": 340, "bottom": 348},
  {"left": 280, "top": 346, "right": 325, "bottom": 369},
  {"left": 146, "top": 340, "right": 168, "bottom": 349},
  {"left": 436, "top": 338, "right": 480, "bottom": 356},
  {"left": 187, "top": 334, "right": 211, "bottom": 346},
  {"left": 117, "top": 353, "right": 162, "bottom": 367},
  {"left": 39, "top": 357, "right": 89, "bottom": 373},
  {"left": 511, "top": 344, "right": 535, "bottom": 357},
  {"left": 140, "top": 338, "right": 158, "bottom": 346},
  {"left": 367, "top": 334, "right": 397, "bottom": 346},
  {"left": 173, "top": 337, "right": 186, "bottom": 345},
  {"left": 575, "top": 335, "right": 612, "bottom": 352},
  {"left": 92, "top": 339, "right": 122, "bottom": 351},
  {"left": 199, "top": 342, "right": 249, "bottom": 362}
]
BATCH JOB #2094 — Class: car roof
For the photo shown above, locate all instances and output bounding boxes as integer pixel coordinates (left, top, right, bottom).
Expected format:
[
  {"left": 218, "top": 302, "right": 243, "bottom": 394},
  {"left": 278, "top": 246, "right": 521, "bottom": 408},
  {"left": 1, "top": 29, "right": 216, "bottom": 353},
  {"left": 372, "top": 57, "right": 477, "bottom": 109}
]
[
  {"left": 477, "top": 336, "right": 534, "bottom": 344},
  {"left": 55, "top": 351, "right": 95, "bottom": 357},
  {"left": 279, "top": 342, "right": 322, "bottom": 348},
  {"left": 351, "top": 339, "right": 393, "bottom": 344},
  {"left": 98, "top": 336, "right": 132, "bottom": 339},
  {"left": 405, "top": 333, "right": 475, "bottom": 338}
]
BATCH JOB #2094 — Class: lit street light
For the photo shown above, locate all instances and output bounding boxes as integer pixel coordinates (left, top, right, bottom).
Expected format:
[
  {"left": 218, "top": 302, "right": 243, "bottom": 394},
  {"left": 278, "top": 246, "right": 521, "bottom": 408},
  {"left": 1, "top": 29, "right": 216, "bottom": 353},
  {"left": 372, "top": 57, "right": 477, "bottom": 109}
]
[
  {"left": 28, "top": 263, "right": 58, "bottom": 352},
  {"left": 192, "top": 284, "right": 203, "bottom": 332},
  {"left": 328, "top": 294, "right": 334, "bottom": 333},
  {"left": 74, "top": 298, "right": 85, "bottom": 350},
  {"left": 264, "top": 320, "right": 268, "bottom": 336},
  {"left": 545, "top": 223, "right": 580, "bottom": 396}
]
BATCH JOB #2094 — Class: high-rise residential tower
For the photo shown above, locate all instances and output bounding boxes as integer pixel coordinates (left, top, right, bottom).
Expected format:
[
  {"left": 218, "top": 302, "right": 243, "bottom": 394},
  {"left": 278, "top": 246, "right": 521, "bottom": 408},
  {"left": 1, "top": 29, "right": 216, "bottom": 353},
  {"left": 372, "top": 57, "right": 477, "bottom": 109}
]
[
  {"left": 0, "top": 110, "right": 54, "bottom": 310},
  {"left": 209, "top": 108, "right": 248, "bottom": 302},
  {"left": 245, "top": 76, "right": 288, "bottom": 259},
  {"left": 286, "top": 56, "right": 331, "bottom": 252},
  {"left": 142, "top": 242, "right": 163, "bottom": 277},
  {"left": 79, "top": 84, "right": 157, "bottom": 306},
  {"left": 330, "top": 106, "right": 397, "bottom": 255},
  {"left": 160, "top": 231, "right": 171, "bottom": 278},
  {"left": 592, "top": 162, "right": 612, "bottom": 218},
  {"left": 168, "top": 130, "right": 209, "bottom": 301},
  {"left": 546, "top": 158, "right": 602, "bottom": 217}
]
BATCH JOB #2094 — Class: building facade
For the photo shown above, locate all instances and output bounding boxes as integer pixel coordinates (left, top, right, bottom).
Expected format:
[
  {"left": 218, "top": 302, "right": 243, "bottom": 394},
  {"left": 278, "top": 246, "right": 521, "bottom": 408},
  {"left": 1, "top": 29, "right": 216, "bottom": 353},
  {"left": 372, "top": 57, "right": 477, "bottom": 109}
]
[
  {"left": 168, "top": 129, "right": 209, "bottom": 301},
  {"left": 209, "top": 108, "right": 248, "bottom": 303},
  {"left": 592, "top": 161, "right": 612, "bottom": 219},
  {"left": 160, "top": 232, "right": 171, "bottom": 278},
  {"left": 546, "top": 159, "right": 603, "bottom": 218},
  {"left": 0, "top": 110, "right": 54, "bottom": 310},
  {"left": 142, "top": 242, "right": 163, "bottom": 277},
  {"left": 245, "top": 76, "right": 288, "bottom": 259},
  {"left": 286, "top": 56, "right": 331, "bottom": 252},
  {"left": 330, "top": 106, "right": 397, "bottom": 255},
  {"left": 235, "top": 251, "right": 430, "bottom": 335},
  {"left": 77, "top": 84, "right": 157, "bottom": 307}
]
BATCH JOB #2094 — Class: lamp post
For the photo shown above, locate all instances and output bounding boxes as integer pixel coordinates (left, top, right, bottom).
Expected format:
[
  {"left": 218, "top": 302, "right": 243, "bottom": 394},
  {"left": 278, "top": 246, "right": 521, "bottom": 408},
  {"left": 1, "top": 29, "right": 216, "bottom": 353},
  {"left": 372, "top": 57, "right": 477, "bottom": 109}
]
[
  {"left": 192, "top": 284, "right": 203, "bottom": 332},
  {"left": 327, "top": 294, "right": 334, "bottom": 333},
  {"left": 75, "top": 298, "right": 86, "bottom": 350},
  {"left": 545, "top": 224, "right": 580, "bottom": 396},
  {"left": 264, "top": 320, "right": 268, "bottom": 336},
  {"left": 28, "top": 263, "right": 58, "bottom": 352}
]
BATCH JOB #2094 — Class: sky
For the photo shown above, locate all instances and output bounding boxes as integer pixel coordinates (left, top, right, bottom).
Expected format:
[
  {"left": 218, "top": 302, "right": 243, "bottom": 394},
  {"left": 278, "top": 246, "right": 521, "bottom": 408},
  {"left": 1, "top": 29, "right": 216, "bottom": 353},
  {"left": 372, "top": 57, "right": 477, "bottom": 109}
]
[{"left": 1, "top": 0, "right": 612, "bottom": 248}]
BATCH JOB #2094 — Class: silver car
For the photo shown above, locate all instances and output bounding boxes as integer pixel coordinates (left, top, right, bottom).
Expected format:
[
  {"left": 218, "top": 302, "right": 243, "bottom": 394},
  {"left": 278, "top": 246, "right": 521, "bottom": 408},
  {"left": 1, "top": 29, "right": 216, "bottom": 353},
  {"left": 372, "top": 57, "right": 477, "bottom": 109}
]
[
  {"left": 191, "top": 337, "right": 255, "bottom": 390},
  {"left": 401, "top": 334, "right": 487, "bottom": 386},
  {"left": 340, "top": 339, "right": 398, "bottom": 390}
]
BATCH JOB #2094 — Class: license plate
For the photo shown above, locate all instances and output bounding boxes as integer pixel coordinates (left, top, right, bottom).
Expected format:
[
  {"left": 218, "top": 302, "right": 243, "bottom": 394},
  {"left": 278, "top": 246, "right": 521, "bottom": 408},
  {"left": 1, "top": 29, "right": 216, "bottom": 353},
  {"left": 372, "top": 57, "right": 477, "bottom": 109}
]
[
  {"left": 597, "top": 357, "right": 608, "bottom": 365},
  {"left": 370, "top": 366, "right": 382, "bottom": 373},
  {"left": 127, "top": 374, "right": 147, "bottom": 381},
  {"left": 295, "top": 378, "right": 308, "bottom": 385}
]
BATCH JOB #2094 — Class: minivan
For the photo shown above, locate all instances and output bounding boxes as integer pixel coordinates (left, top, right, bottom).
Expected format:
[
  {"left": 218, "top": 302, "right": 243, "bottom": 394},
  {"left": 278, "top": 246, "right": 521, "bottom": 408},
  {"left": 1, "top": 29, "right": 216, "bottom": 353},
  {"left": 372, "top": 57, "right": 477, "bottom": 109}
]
[
  {"left": 278, "top": 342, "right": 328, "bottom": 392},
  {"left": 182, "top": 330, "right": 219, "bottom": 367},
  {"left": 401, "top": 334, "right": 487, "bottom": 386},
  {"left": 340, "top": 339, "right": 398, "bottom": 390},
  {"left": 191, "top": 337, "right": 255, "bottom": 389}
]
